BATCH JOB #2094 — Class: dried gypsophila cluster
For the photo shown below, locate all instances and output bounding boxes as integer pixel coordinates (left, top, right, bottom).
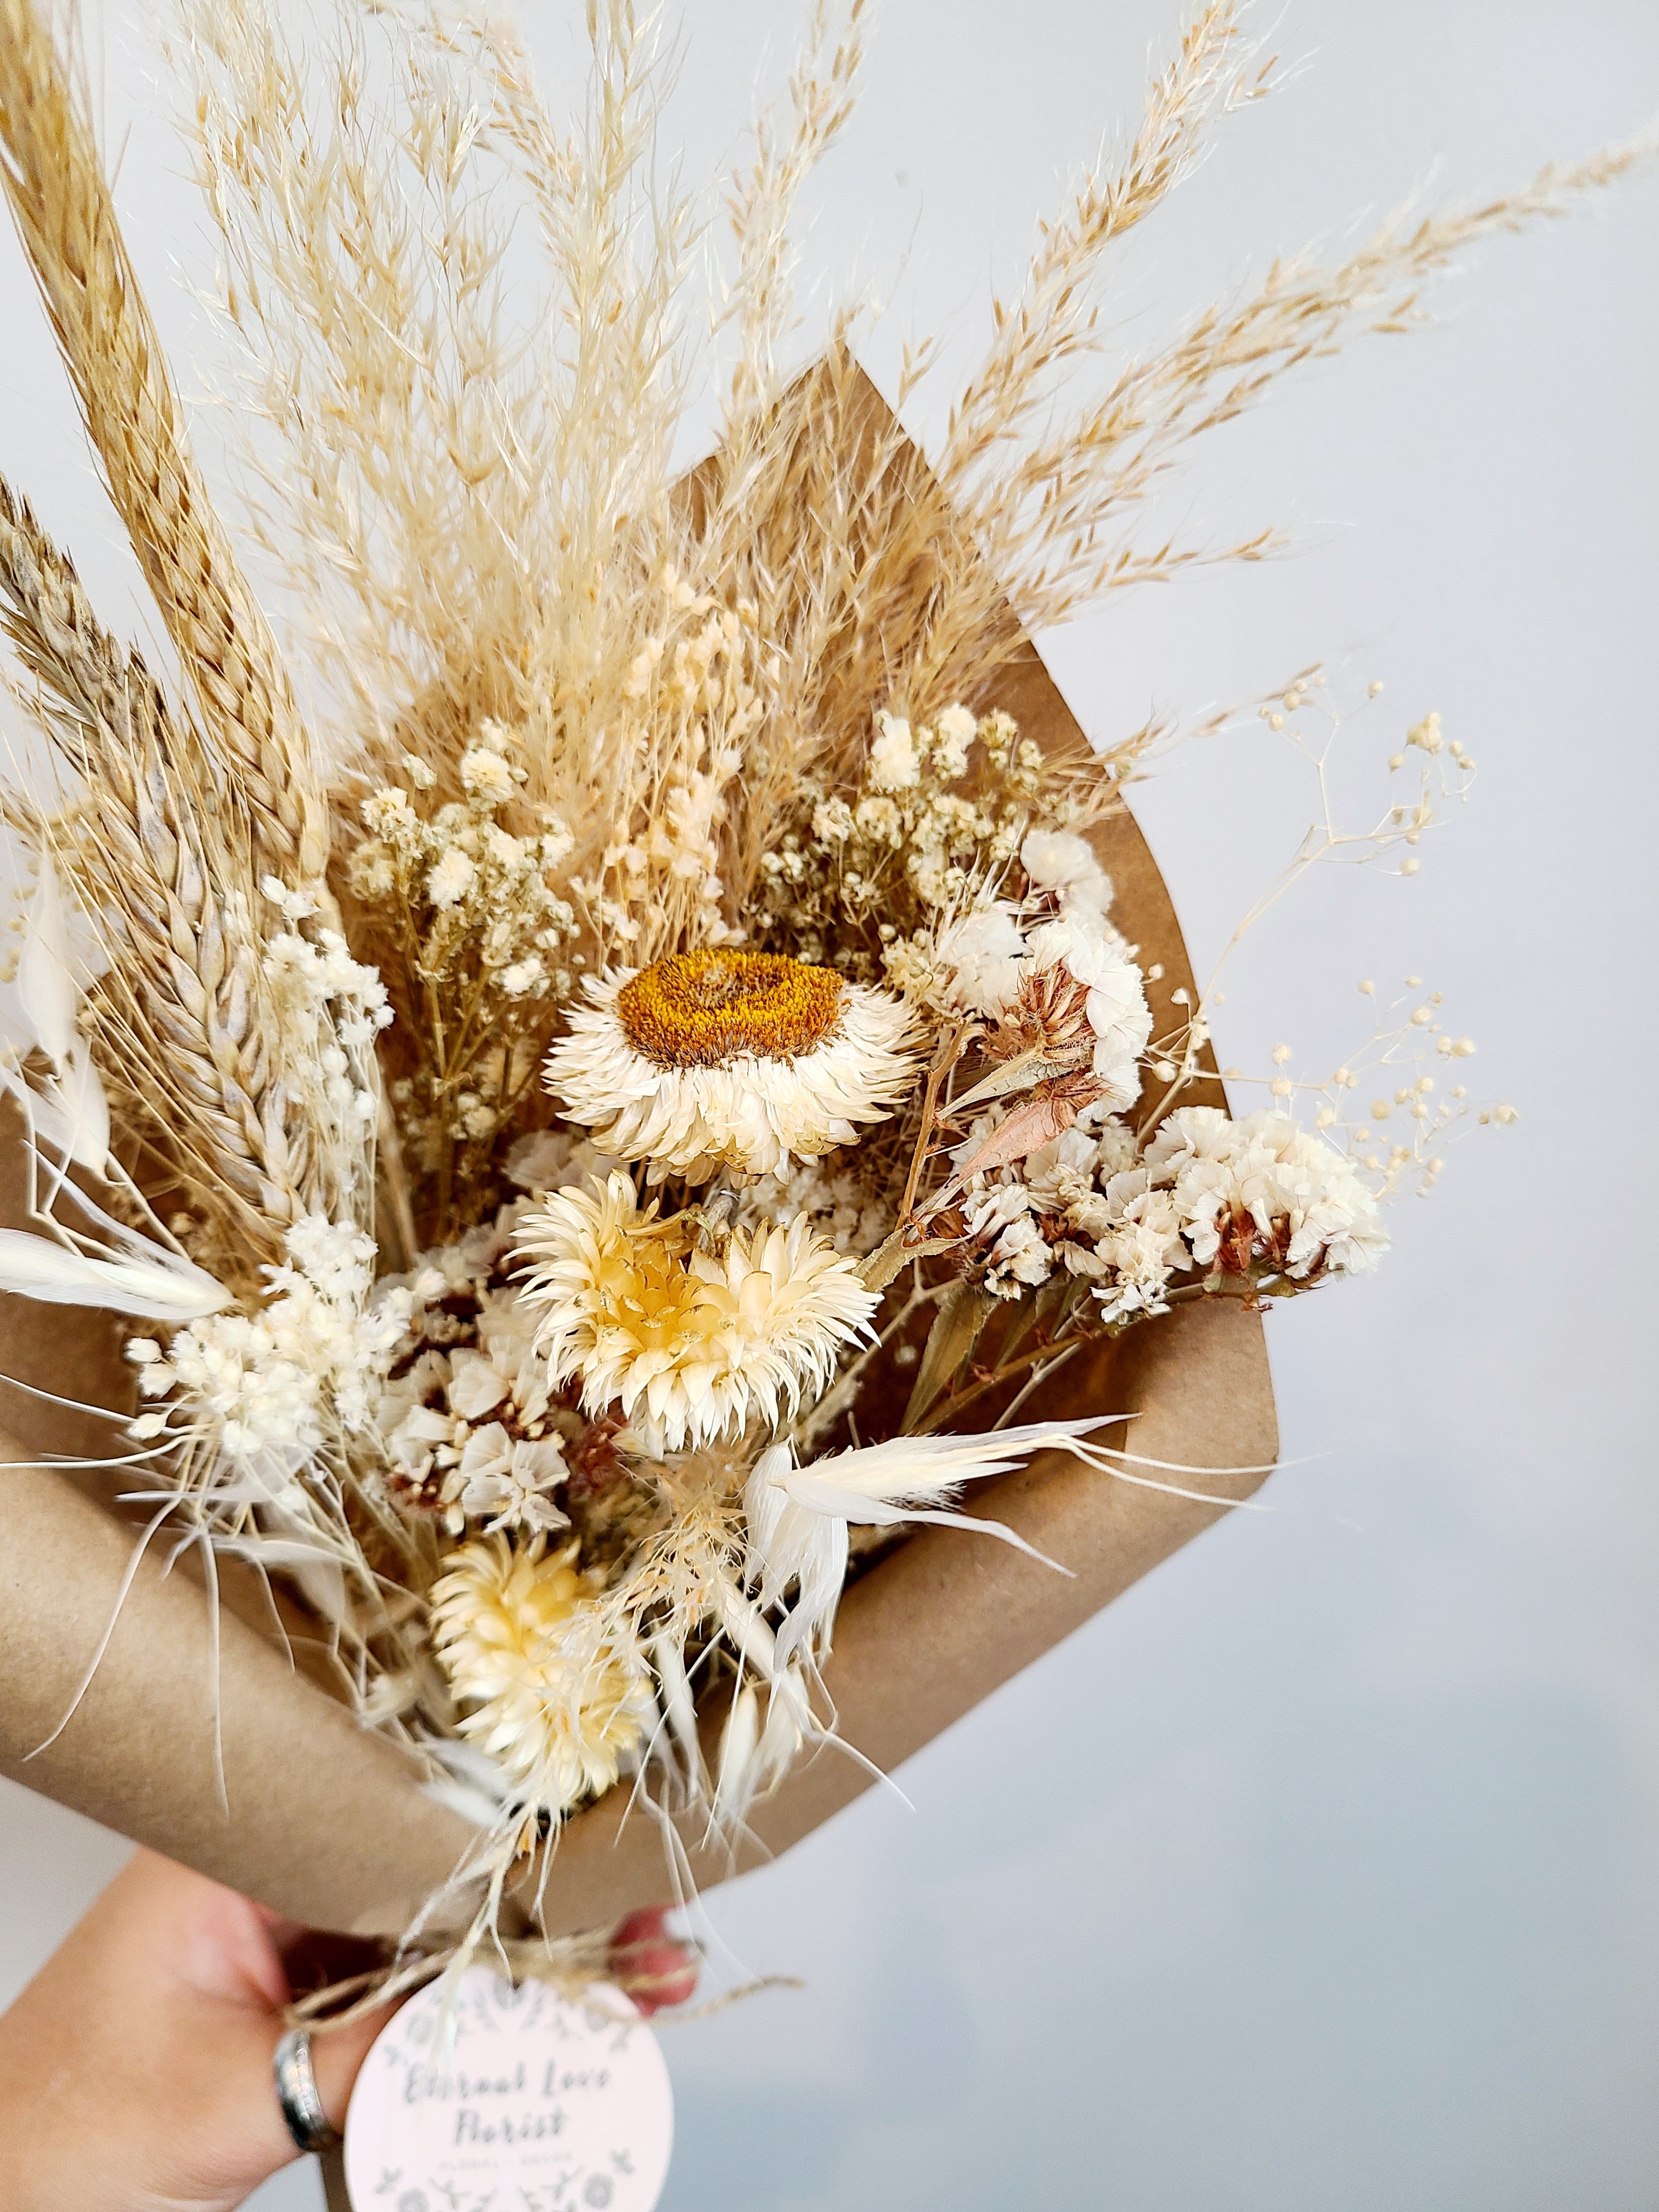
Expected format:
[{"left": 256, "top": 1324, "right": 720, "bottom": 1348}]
[
  {"left": 743, "top": 705, "right": 1057, "bottom": 991},
  {"left": 347, "top": 720, "right": 580, "bottom": 1162},
  {"left": 0, "top": 0, "right": 1598, "bottom": 1919}
]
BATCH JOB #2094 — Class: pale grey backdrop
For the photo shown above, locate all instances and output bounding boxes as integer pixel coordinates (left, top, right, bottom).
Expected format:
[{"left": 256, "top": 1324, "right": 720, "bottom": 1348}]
[{"left": 2, "top": 3, "right": 1656, "bottom": 2207}]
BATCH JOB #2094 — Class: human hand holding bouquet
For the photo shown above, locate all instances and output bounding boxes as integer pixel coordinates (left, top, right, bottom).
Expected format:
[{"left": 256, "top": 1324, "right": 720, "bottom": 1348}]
[{"left": 0, "top": 0, "right": 1640, "bottom": 2002}]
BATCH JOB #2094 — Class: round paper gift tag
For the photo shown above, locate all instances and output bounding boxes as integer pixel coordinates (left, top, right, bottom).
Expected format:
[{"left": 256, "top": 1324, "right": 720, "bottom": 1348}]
[{"left": 342, "top": 1966, "right": 674, "bottom": 2211}]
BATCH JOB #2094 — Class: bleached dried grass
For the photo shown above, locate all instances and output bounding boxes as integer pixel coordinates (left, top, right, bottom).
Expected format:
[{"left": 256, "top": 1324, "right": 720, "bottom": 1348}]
[{"left": 156, "top": 0, "right": 1652, "bottom": 947}]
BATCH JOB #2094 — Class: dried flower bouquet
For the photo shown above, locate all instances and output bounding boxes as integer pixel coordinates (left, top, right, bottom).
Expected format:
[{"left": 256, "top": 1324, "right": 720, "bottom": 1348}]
[{"left": 0, "top": 0, "right": 1639, "bottom": 1959}]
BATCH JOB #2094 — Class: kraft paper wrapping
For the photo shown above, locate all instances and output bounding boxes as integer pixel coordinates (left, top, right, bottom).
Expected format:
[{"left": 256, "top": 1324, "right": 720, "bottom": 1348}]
[{"left": 0, "top": 370, "right": 1277, "bottom": 1939}]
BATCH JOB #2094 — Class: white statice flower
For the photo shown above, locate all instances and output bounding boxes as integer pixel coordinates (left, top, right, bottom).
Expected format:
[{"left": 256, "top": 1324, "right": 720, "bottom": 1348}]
[
  {"left": 430, "top": 1534, "right": 654, "bottom": 1808},
  {"left": 373, "top": 1205, "right": 595, "bottom": 1535},
  {"left": 936, "top": 902, "right": 1027, "bottom": 1014},
  {"left": 984, "top": 1212, "right": 1054, "bottom": 1297},
  {"left": 939, "top": 899, "right": 1147, "bottom": 1110},
  {"left": 426, "top": 847, "right": 477, "bottom": 909},
  {"left": 961, "top": 1181, "right": 1051, "bottom": 1299},
  {"left": 1143, "top": 1106, "right": 1390, "bottom": 1280},
  {"left": 544, "top": 949, "right": 919, "bottom": 1182},
  {"left": 517, "top": 1171, "right": 878, "bottom": 1452},
  {"left": 1023, "top": 1125, "right": 1114, "bottom": 1214},
  {"left": 1088, "top": 1172, "right": 1186, "bottom": 1322},
  {"left": 503, "top": 1125, "right": 614, "bottom": 1194},
  {"left": 1020, "top": 827, "right": 1114, "bottom": 915},
  {"left": 867, "top": 711, "right": 920, "bottom": 792},
  {"left": 454, "top": 1425, "right": 572, "bottom": 1536},
  {"left": 1019, "top": 906, "right": 1150, "bottom": 1109}
]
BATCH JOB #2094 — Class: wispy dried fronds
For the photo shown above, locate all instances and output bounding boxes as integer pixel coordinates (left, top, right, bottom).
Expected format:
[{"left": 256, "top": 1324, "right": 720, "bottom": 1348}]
[
  {"left": 172, "top": 0, "right": 552, "bottom": 768},
  {"left": 718, "top": 0, "right": 870, "bottom": 432},
  {"left": 944, "top": 0, "right": 1262, "bottom": 474},
  {"left": 171, "top": 0, "right": 700, "bottom": 872},
  {"left": 0, "top": 0, "right": 328, "bottom": 888},
  {"left": 944, "top": 129, "right": 1656, "bottom": 641}
]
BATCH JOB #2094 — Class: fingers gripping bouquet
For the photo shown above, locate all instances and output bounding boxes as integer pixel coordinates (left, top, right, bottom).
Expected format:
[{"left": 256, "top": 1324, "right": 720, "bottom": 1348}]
[{"left": 0, "top": 0, "right": 1627, "bottom": 1960}]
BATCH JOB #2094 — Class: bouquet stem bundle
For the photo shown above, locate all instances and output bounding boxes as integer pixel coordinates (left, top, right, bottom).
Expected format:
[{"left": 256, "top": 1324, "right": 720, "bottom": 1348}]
[{"left": 0, "top": 0, "right": 1640, "bottom": 1964}]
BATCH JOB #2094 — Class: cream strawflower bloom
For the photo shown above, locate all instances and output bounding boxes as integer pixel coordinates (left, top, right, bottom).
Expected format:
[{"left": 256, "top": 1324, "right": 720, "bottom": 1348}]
[
  {"left": 430, "top": 1533, "right": 653, "bottom": 1809},
  {"left": 544, "top": 950, "right": 918, "bottom": 1181},
  {"left": 517, "top": 1172, "right": 877, "bottom": 1451}
]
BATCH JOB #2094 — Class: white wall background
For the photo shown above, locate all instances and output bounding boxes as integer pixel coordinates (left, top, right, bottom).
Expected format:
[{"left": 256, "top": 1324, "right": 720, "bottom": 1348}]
[{"left": 2, "top": 3, "right": 1656, "bottom": 2207}]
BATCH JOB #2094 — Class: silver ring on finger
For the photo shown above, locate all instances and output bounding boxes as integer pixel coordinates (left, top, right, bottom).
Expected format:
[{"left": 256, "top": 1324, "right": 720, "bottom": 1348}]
[{"left": 273, "top": 2026, "right": 343, "bottom": 2155}]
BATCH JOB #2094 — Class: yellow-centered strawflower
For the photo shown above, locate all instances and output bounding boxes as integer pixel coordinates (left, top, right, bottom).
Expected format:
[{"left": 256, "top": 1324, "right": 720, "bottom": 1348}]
[
  {"left": 430, "top": 1533, "right": 653, "bottom": 1808},
  {"left": 543, "top": 949, "right": 918, "bottom": 1181},
  {"left": 516, "top": 1170, "right": 877, "bottom": 1451}
]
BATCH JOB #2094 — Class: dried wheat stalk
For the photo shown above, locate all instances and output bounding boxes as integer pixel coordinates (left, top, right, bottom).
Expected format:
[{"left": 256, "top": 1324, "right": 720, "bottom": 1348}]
[
  {"left": 0, "top": 477, "right": 314, "bottom": 1278},
  {"left": 0, "top": 0, "right": 328, "bottom": 889}
]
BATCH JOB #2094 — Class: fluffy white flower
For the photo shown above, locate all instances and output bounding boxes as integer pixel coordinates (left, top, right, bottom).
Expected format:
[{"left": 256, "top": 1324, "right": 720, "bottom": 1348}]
[
  {"left": 431, "top": 1535, "right": 653, "bottom": 1808},
  {"left": 517, "top": 1172, "right": 878, "bottom": 1451},
  {"left": 460, "top": 744, "right": 517, "bottom": 805},
  {"left": 1141, "top": 1107, "right": 1389, "bottom": 1282},
  {"left": 811, "top": 796, "right": 855, "bottom": 843},
  {"left": 426, "top": 847, "right": 476, "bottom": 909},
  {"left": 936, "top": 902, "right": 1027, "bottom": 1013},
  {"left": 930, "top": 705, "right": 977, "bottom": 780},
  {"left": 1021, "top": 828, "right": 1113, "bottom": 914},
  {"left": 867, "top": 711, "right": 920, "bottom": 791},
  {"left": 128, "top": 1216, "right": 409, "bottom": 1465},
  {"left": 544, "top": 951, "right": 918, "bottom": 1182},
  {"left": 500, "top": 956, "right": 545, "bottom": 997}
]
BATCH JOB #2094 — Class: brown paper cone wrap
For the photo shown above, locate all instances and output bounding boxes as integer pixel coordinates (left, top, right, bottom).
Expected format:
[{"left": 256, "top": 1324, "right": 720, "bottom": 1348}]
[{"left": 0, "top": 369, "right": 1276, "bottom": 1937}]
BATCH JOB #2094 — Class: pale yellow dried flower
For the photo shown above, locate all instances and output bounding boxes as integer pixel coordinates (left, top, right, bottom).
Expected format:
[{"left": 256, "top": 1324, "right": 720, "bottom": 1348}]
[{"left": 430, "top": 1534, "right": 654, "bottom": 1810}]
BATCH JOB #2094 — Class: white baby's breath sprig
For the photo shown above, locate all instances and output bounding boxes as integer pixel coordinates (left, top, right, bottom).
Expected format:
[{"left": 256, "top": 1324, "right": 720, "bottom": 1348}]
[
  {"left": 1217, "top": 973, "right": 1499, "bottom": 1197},
  {"left": 1137, "top": 674, "right": 1479, "bottom": 1141}
]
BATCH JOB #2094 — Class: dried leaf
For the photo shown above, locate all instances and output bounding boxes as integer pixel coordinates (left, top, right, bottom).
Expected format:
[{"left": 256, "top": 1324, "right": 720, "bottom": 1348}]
[
  {"left": 901, "top": 1280, "right": 998, "bottom": 1434},
  {"left": 953, "top": 1073, "right": 1107, "bottom": 1180}
]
